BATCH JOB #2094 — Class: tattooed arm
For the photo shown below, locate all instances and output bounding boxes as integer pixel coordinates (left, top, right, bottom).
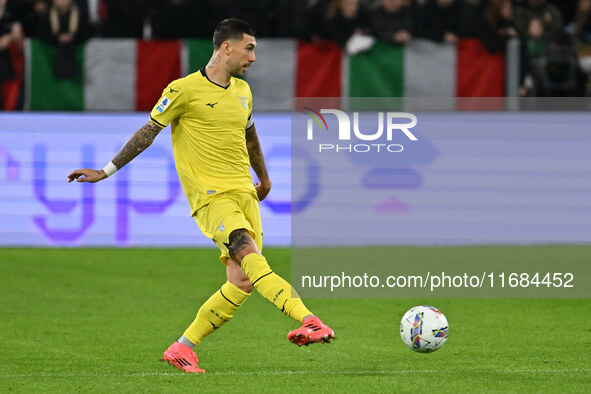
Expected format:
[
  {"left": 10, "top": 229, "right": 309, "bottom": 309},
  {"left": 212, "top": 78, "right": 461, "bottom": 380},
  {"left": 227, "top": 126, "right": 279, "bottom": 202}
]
[
  {"left": 67, "top": 122, "right": 163, "bottom": 183},
  {"left": 245, "top": 124, "right": 272, "bottom": 201}
]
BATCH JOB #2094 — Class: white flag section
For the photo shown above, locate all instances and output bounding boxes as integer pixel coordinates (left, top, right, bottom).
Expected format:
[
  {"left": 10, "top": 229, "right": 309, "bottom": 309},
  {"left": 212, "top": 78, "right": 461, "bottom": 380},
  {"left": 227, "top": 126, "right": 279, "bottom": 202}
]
[
  {"left": 403, "top": 39, "right": 456, "bottom": 98},
  {"left": 291, "top": 112, "right": 591, "bottom": 246},
  {"left": 84, "top": 39, "right": 137, "bottom": 111},
  {"left": 244, "top": 39, "right": 297, "bottom": 111}
]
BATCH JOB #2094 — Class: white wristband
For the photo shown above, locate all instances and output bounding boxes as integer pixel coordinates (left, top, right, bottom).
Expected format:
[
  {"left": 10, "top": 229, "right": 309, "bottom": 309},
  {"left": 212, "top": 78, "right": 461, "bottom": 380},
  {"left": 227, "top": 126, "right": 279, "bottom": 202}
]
[{"left": 102, "top": 161, "right": 118, "bottom": 177}]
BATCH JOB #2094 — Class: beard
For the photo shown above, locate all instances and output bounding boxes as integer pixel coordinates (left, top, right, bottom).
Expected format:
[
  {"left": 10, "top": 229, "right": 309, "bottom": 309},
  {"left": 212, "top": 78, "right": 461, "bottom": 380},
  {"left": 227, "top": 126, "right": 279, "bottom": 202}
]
[
  {"left": 230, "top": 69, "right": 245, "bottom": 78},
  {"left": 229, "top": 61, "right": 249, "bottom": 78}
]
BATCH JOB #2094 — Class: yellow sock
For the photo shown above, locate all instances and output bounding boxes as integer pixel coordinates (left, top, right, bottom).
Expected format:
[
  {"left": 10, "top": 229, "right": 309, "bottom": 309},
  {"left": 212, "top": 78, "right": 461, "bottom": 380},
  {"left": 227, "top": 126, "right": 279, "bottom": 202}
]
[
  {"left": 183, "top": 281, "right": 249, "bottom": 345},
  {"left": 241, "top": 253, "right": 312, "bottom": 323}
]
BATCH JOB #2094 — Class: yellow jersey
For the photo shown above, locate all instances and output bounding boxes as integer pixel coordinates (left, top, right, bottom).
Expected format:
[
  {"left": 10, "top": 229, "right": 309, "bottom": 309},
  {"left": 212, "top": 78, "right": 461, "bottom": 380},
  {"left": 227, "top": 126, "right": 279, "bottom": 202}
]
[{"left": 149, "top": 67, "right": 257, "bottom": 215}]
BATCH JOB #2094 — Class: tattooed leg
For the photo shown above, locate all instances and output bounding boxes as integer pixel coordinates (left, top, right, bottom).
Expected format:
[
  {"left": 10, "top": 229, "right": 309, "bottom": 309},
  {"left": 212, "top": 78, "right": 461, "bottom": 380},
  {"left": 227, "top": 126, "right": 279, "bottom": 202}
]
[
  {"left": 230, "top": 229, "right": 315, "bottom": 324},
  {"left": 228, "top": 229, "right": 259, "bottom": 263}
]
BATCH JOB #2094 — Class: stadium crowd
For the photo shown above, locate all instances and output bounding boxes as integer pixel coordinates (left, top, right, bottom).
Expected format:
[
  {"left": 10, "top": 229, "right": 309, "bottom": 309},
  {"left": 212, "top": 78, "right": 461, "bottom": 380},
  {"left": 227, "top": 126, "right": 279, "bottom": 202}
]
[
  {"left": 0, "top": 1, "right": 589, "bottom": 46},
  {"left": 1, "top": 0, "right": 590, "bottom": 96}
]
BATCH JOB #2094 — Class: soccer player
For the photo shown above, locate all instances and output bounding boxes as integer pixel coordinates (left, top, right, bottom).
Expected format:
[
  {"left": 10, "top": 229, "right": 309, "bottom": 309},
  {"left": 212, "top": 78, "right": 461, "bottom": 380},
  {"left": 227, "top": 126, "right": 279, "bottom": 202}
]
[{"left": 67, "top": 18, "right": 334, "bottom": 373}]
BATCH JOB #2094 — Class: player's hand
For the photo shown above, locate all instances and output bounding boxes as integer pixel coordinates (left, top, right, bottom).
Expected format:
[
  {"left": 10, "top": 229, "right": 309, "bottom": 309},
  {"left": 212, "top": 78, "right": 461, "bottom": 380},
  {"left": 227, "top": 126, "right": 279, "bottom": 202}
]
[
  {"left": 67, "top": 168, "right": 107, "bottom": 183},
  {"left": 255, "top": 180, "right": 271, "bottom": 201}
]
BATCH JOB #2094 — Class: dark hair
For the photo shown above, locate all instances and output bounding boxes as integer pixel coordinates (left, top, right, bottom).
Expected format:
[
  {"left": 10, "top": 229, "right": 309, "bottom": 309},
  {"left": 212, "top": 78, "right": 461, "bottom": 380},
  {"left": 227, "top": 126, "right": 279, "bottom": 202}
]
[{"left": 213, "top": 19, "right": 256, "bottom": 50}]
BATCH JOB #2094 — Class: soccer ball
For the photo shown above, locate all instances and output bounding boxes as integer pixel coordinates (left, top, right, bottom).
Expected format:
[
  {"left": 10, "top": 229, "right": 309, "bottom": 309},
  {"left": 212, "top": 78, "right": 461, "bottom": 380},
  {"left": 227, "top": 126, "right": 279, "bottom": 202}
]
[{"left": 400, "top": 305, "right": 449, "bottom": 353}]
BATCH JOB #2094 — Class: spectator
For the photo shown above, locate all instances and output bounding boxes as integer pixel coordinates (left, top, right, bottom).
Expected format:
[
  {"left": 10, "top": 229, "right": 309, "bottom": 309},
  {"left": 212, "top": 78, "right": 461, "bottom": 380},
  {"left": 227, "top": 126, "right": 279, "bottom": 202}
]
[
  {"left": 547, "top": 0, "right": 577, "bottom": 25},
  {"left": 151, "top": 0, "right": 213, "bottom": 39},
  {"left": 0, "top": 0, "right": 22, "bottom": 107},
  {"left": 306, "top": 0, "right": 331, "bottom": 41},
  {"left": 370, "top": 0, "right": 415, "bottom": 45},
  {"left": 514, "top": 0, "right": 563, "bottom": 81},
  {"left": 37, "top": 0, "right": 90, "bottom": 78},
  {"left": 322, "top": 0, "right": 372, "bottom": 47},
  {"left": 521, "top": 30, "right": 588, "bottom": 96},
  {"left": 221, "top": 0, "right": 277, "bottom": 37},
  {"left": 459, "top": 0, "right": 485, "bottom": 38},
  {"left": 7, "top": 0, "right": 47, "bottom": 37},
  {"left": 417, "top": 0, "right": 463, "bottom": 44},
  {"left": 479, "top": 0, "right": 517, "bottom": 53},
  {"left": 572, "top": 0, "right": 591, "bottom": 42},
  {"left": 513, "top": 0, "right": 563, "bottom": 41},
  {"left": 37, "top": 0, "right": 89, "bottom": 43},
  {"left": 100, "top": 0, "right": 147, "bottom": 38},
  {"left": 275, "top": 0, "right": 310, "bottom": 38}
]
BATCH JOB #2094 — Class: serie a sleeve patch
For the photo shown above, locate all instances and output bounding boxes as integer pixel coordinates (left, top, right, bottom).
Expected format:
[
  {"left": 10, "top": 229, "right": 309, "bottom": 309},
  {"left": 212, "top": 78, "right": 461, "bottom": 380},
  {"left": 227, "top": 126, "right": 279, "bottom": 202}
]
[{"left": 156, "top": 96, "right": 172, "bottom": 113}]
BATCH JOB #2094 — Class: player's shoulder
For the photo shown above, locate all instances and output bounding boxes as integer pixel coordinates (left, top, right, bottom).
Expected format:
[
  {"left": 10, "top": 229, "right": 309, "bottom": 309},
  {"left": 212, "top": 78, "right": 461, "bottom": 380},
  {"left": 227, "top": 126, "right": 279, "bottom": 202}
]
[{"left": 167, "top": 74, "right": 195, "bottom": 92}]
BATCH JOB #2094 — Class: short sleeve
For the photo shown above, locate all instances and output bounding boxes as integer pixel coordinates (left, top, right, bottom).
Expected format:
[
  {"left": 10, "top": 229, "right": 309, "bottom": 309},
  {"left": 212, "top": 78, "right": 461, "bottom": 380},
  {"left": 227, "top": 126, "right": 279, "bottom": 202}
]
[{"left": 149, "top": 82, "right": 186, "bottom": 128}]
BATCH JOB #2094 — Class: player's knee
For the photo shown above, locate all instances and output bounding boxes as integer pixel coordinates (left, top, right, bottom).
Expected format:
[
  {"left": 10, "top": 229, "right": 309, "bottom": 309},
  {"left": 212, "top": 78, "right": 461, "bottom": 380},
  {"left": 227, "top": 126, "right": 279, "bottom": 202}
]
[{"left": 228, "top": 228, "right": 259, "bottom": 263}]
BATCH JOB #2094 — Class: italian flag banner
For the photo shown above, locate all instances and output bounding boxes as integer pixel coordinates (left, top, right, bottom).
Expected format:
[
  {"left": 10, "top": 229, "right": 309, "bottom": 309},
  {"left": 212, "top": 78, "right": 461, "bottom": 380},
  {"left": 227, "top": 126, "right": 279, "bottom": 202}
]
[
  {"left": 345, "top": 38, "right": 505, "bottom": 98},
  {"left": 24, "top": 38, "right": 505, "bottom": 112},
  {"left": 26, "top": 39, "right": 182, "bottom": 111}
]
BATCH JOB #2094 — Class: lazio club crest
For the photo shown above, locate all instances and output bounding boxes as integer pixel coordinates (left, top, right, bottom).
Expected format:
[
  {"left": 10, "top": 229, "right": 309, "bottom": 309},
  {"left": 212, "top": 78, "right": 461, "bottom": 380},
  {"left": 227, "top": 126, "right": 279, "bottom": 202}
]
[{"left": 238, "top": 96, "right": 247, "bottom": 109}]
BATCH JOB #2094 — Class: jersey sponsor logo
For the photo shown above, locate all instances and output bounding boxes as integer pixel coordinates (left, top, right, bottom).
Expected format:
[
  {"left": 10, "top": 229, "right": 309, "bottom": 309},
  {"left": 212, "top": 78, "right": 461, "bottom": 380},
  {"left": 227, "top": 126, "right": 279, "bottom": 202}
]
[
  {"left": 238, "top": 96, "right": 247, "bottom": 109},
  {"left": 207, "top": 189, "right": 217, "bottom": 195},
  {"left": 169, "top": 87, "right": 179, "bottom": 94},
  {"left": 215, "top": 220, "right": 225, "bottom": 233},
  {"left": 206, "top": 102, "right": 218, "bottom": 108},
  {"left": 156, "top": 97, "right": 171, "bottom": 113}
]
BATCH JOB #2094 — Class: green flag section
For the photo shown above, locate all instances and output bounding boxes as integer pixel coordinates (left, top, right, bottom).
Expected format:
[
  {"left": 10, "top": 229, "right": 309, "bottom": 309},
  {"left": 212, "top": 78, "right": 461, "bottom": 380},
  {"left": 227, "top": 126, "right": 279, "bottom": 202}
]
[
  {"left": 349, "top": 40, "right": 404, "bottom": 97},
  {"left": 27, "top": 39, "right": 84, "bottom": 111},
  {"left": 186, "top": 38, "right": 212, "bottom": 74}
]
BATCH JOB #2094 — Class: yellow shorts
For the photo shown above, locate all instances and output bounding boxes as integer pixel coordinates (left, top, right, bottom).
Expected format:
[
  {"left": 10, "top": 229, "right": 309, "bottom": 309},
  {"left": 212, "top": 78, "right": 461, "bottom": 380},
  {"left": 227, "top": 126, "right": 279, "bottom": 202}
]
[{"left": 194, "top": 191, "right": 263, "bottom": 264}]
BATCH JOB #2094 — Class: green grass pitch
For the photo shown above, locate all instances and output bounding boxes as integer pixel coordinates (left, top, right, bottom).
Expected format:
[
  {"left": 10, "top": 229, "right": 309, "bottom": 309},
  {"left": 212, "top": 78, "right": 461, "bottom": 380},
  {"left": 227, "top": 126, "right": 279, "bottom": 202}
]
[{"left": 1, "top": 247, "right": 589, "bottom": 392}]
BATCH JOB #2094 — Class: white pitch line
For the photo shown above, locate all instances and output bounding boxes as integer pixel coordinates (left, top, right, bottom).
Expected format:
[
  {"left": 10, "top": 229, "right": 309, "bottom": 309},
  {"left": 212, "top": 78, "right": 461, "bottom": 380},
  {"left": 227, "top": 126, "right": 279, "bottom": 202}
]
[{"left": 0, "top": 369, "right": 589, "bottom": 378}]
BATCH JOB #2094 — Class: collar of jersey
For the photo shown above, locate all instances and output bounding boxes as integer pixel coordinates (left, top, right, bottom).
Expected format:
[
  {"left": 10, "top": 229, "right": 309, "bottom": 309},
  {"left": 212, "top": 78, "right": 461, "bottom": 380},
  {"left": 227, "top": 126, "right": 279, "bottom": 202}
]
[{"left": 200, "top": 67, "right": 230, "bottom": 90}]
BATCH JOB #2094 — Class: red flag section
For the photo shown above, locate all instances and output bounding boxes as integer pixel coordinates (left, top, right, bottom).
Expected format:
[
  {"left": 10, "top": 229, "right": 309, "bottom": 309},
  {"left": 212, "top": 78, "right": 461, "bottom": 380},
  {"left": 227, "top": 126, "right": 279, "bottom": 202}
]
[
  {"left": 136, "top": 40, "right": 182, "bottom": 111},
  {"left": 296, "top": 40, "right": 342, "bottom": 98},
  {"left": 2, "top": 43, "right": 24, "bottom": 110},
  {"left": 456, "top": 39, "right": 505, "bottom": 98}
]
